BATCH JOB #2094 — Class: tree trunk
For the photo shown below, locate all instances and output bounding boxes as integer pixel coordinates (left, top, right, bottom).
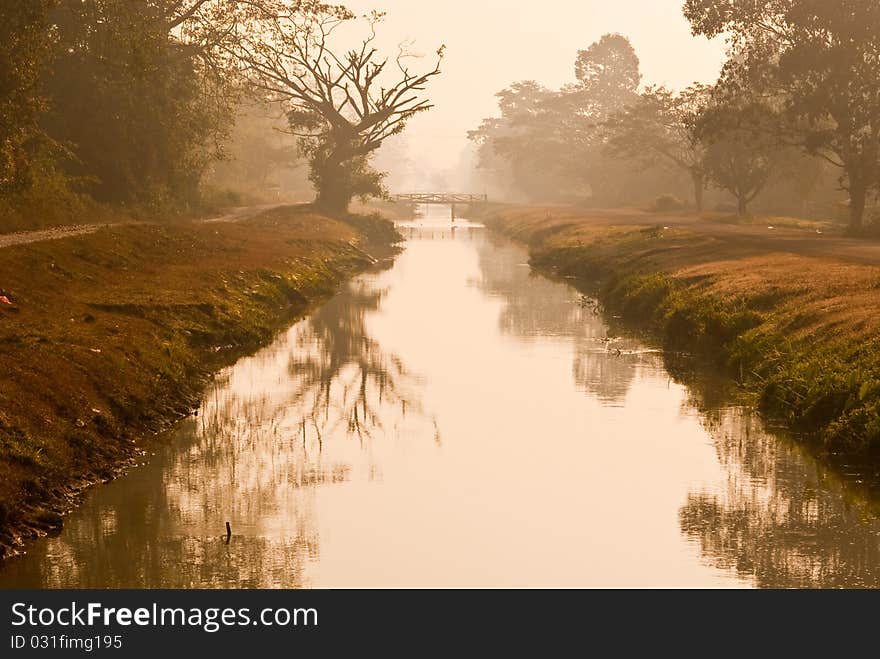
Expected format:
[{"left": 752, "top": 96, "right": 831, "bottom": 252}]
[
  {"left": 737, "top": 195, "right": 748, "bottom": 217},
  {"left": 313, "top": 153, "right": 352, "bottom": 215},
  {"left": 315, "top": 185, "right": 351, "bottom": 215},
  {"left": 691, "top": 171, "right": 704, "bottom": 212},
  {"left": 315, "top": 194, "right": 350, "bottom": 215},
  {"left": 849, "top": 182, "right": 867, "bottom": 233}
]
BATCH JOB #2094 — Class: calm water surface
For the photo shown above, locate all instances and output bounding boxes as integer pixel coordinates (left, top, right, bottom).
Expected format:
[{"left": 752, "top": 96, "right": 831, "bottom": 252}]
[{"left": 3, "top": 208, "right": 880, "bottom": 588}]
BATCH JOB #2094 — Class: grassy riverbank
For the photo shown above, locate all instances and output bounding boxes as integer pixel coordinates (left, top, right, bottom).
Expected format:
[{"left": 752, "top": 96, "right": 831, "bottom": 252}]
[
  {"left": 482, "top": 205, "right": 880, "bottom": 461},
  {"left": 0, "top": 205, "right": 399, "bottom": 558}
]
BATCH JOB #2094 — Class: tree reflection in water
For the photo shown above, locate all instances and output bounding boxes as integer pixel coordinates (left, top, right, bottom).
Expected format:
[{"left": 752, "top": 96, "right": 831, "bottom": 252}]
[
  {"left": 0, "top": 408, "right": 324, "bottom": 588},
  {"left": 476, "top": 228, "right": 880, "bottom": 588},
  {"left": 0, "top": 263, "right": 430, "bottom": 588},
  {"left": 285, "top": 278, "right": 422, "bottom": 446},
  {"left": 474, "top": 232, "right": 655, "bottom": 405},
  {"left": 680, "top": 407, "right": 880, "bottom": 588}
]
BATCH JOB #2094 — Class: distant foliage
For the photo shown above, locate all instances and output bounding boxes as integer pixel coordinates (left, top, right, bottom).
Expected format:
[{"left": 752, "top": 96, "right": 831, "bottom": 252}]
[
  {"left": 652, "top": 194, "right": 686, "bottom": 212},
  {"left": 203, "top": 103, "right": 310, "bottom": 204},
  {"left": 574, "top": 34, "right": 641, "bottom": 110},
  {"left": 468, "top": 33, "right": 642, "bottom": 204},
  {"left": 697, "top": 101, "right": 784, "bottom": 216},
  {"left": 0, "top": 1, "right": 55, "bottom": 194},
  {"left": 605, "top": 84, "right": 712, "bottom": 211}
]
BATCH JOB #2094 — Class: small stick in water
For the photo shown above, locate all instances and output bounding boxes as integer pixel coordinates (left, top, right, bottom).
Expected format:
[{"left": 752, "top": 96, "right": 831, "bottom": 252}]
[{"left": 225, "top": 521, "right": 232, "bottom": 544}]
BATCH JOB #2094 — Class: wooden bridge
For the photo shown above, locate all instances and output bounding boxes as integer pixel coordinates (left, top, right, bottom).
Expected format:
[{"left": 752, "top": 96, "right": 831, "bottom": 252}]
[
  {"left": 393, "top": 193, "right": 488, "bottom": 204},
  {"left": 391, "top": 193, "right": 488, "bottom": 220}
]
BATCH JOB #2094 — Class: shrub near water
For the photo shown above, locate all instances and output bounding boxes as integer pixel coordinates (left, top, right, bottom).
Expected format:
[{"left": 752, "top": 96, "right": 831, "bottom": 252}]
[{"left": 737, "top": 335, "right": 880, "bottom": 454}]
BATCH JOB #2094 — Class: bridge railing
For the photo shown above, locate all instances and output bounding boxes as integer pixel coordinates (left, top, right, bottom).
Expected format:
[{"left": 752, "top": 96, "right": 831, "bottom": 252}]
[{"left": 391, "top": 193, "right": 488, "bottom": 204}]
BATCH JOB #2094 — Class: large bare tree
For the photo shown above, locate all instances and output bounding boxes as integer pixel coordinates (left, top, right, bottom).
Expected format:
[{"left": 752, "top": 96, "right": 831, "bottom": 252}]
[{"left": 222, "top": 2, "right": 443, "bottom": 212}]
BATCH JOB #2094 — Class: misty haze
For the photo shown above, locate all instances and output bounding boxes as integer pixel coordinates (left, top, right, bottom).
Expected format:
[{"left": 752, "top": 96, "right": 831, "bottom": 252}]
[{"left": 1, "top": 0, "right": 879, "bottom": 596}]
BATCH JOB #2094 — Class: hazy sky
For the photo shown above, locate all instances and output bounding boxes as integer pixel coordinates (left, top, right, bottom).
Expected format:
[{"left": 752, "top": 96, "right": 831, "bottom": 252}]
[{"left": 345, "top": 0, "right": 727, "bottom": 180}]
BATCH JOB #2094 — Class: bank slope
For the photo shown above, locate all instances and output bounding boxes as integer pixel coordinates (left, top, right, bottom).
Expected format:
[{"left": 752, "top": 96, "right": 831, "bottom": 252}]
[
  {"left": 0, "top": 205, "right": 399, "bottom": 558},
  {"left": 483, "top": 206, "right": 880, "bottom": 463}
]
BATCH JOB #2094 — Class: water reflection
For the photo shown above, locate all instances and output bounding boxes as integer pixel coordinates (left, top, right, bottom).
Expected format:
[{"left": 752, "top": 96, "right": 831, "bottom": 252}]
[
  {"left": 467, "top": 219, "right": 880, "bottom": 587},
  {"left": 2, "top": 212, "right": 880, "bottom": 588},
  {"left": 0, "top": 256, "right": 433, "bottom": 588},
  {"left": 680, "top": 407, "right": 880, "bottom": 588},
  {"left": 474, "top": 233, "right": 652, "bottom": 405},
  {"left": 286, "top": 279, "right": 422, "bottom": 444},
  {"left": 0, "top": 413, "right": 324, "bottom": 588}
]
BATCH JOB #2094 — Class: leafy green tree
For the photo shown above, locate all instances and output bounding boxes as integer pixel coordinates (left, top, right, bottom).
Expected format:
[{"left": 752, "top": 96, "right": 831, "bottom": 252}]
[
  {"left": 44, "top": 0, "right": 232, "bottom": 208},
  {"left": 684, "top": 0, "right": 880, "bottom": 230},
  {"left": 0, "top": 1, "right": 55, "bottom": 193}
]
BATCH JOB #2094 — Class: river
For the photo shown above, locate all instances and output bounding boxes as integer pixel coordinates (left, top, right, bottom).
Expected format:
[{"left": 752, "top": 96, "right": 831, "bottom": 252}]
[{"left": 2, "top": 206, "right": 880, "bottom": 588}]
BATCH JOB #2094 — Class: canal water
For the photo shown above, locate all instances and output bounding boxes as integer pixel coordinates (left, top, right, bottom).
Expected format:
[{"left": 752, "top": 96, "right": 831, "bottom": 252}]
[{"left": 3, "top": 206, "right": 880, "bottom": 588}]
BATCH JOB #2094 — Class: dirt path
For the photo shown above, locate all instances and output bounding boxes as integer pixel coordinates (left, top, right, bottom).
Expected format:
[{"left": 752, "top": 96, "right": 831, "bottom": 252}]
[
  {"left": 536, "top": 207, "right": 880, "bottom": 266},
  {"left": 0, "top": 204, "right": 287, "bottom": 250},
  {"left": 0, "top": 224, "right": 110, "bottom": 249},
  {"left": 685, "top": 222, "right": 880, "bottom": 266},
  {"left": 198, "top": 203, "right": 287, "bottom": 224}
]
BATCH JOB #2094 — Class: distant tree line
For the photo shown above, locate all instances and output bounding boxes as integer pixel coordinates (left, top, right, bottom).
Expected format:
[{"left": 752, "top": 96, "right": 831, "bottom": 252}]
[
  {"left": 468, "top": 34, "right": 643, "bottom": 204},
  {"left": 0, "top": 1, "right": 442, "bottom": 223},
  {"left": 470, "top": 0, "right": 880, "bottom": 231}
]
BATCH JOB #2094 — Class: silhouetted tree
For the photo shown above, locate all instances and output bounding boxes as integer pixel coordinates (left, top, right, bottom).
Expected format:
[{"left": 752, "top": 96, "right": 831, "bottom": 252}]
[
  {"left": 469, "top": 34, "right": 642, "bottom": 203},
  {"left": 574, "top": 33, "right": 641, "bottom": 111},
  {"left": 698, "top": 101, "right": 782, "bottom": 216},
  {"left": 605, "top": 84, "right": 711, "bottom": 210},
  {"left": 226, "top": 4, "right": 443, "bottom": 213}
]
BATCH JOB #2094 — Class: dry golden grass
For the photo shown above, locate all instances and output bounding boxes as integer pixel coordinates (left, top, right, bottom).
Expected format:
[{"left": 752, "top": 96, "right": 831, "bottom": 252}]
[{"left": 0, "top": 205, "right": 387, "bottom": 556}]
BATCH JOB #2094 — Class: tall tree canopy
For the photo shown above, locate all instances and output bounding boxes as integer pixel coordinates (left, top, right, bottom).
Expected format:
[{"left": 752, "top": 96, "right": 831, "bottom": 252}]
[
  {"left": 44, "top": 0, "right": 234, "bottom": 207},
  {"left": 0, "top": 1, "right": 55, "bottom": 193},
  {"left": 574, "top": 33, "right": 641, "bottom": 111},
  {"left": 684, "top": 0, "right": 880, "bottom": 230}
]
